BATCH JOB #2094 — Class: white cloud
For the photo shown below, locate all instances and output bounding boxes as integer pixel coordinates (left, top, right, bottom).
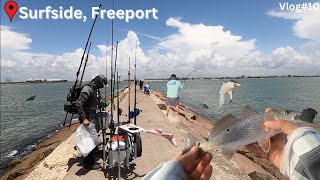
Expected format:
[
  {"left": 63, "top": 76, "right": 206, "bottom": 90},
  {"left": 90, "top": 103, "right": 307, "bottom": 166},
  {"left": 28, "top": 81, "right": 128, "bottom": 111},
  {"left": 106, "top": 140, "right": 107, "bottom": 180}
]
[
  {"left": 265, "top": 7, "right": 320, "bottom": 75},
  {"left": 1, "top": 25, "right": 32, "bottom": 52},
  {"left": 267, "top": 8, "right": 320, "bottom": 43},
  {"left": 160, "top": 18, "right": 256, "bottom": 60},
  {"left": 1, "top": 15, "right": 320, "bottom": 82}
]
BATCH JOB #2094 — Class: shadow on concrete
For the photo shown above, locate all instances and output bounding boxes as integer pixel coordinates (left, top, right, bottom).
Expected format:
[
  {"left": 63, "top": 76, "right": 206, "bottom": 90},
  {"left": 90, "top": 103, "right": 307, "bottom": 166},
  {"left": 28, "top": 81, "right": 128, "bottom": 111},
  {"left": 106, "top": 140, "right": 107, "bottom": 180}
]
[
  {"left": 67, "top": 157, "right": 79, "bottom": 172},
  {"left": 75, "top": 168, "right": 91, "bottom": 176}
]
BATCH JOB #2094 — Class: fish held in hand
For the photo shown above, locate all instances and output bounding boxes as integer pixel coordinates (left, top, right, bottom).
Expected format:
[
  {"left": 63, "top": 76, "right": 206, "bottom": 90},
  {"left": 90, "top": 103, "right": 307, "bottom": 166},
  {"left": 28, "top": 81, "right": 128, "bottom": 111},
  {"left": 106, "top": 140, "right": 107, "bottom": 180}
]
[
  {"left": 183, "top": 106, "right": 311, "bottom": 161},
  {"left": 208, "top": 106, "right": 285, "bottom": 160}
]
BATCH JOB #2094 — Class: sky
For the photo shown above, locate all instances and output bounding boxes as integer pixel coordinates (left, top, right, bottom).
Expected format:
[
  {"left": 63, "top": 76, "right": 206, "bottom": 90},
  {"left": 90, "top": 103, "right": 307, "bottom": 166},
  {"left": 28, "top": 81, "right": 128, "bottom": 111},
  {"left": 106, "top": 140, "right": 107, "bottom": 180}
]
[{"left": 1, "top": 0, "right": 320, "bottom": 82}]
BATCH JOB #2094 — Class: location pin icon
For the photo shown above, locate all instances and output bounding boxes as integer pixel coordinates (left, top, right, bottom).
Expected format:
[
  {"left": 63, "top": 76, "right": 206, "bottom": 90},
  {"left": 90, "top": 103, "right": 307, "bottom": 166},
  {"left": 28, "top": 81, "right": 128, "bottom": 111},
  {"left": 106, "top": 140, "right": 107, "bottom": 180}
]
[{"left": 4, "top": 0, "right": 18, "bottom": 22}]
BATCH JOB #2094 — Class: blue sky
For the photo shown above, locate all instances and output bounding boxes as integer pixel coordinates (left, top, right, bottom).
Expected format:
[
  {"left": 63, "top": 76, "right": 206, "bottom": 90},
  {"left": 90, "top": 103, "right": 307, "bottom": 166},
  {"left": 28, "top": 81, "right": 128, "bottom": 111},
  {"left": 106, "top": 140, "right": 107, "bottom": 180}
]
[
  {"left": 1, "top": 0, "right": 302, "bottom": 53},
  {"left": 1, "top": 0, "right": 320, "bottom": 81}
]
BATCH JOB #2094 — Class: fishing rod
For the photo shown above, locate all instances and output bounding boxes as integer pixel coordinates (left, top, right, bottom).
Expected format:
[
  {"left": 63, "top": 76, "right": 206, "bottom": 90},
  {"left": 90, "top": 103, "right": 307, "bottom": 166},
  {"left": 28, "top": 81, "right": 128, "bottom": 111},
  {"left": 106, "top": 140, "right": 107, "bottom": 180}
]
[
  {"left": 128, "top": 57, "right": 131, "bottom": 123},
  {"left": 134, "top": 41, "right": 137, "bottom": 125},
  {"left": 116, "top": 70, "right": 121, "bottom": 179},
  {"left": 182, "top": 68, "right": 200, "bottom": 83},
  {"left": 113, "top": 42, "right": 119, "bottom": 98},
  {"left": 73, "top": 4, "right": 102, "bottom": 88},
  {"left": 63, "top": 5, "right": 101, "bottom": 127},
  {"left": 110, "top": 0, "right": 115, "bottom": 131},
  {"left": 79, "top": 42, "right": 92, "bottom": 85}
]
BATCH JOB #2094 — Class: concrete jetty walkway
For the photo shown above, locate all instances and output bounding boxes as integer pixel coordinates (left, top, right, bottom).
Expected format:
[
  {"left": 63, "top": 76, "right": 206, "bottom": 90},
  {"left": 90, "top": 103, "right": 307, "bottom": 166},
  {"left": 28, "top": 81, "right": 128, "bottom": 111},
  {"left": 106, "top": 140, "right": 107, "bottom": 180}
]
[
  {"left": 63, "top": 88, "right": 188, "bottom": 179},
  {"left": 25, "top": 87, "right": 278, "bottom": 180}
]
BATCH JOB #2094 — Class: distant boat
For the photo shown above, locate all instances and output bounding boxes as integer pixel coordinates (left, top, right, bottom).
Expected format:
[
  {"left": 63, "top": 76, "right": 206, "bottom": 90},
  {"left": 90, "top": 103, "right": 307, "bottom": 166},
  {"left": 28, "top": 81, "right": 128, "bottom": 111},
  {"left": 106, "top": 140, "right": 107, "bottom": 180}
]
[{"left": 26, "top": 95, "right": 36, "bottom": 101}]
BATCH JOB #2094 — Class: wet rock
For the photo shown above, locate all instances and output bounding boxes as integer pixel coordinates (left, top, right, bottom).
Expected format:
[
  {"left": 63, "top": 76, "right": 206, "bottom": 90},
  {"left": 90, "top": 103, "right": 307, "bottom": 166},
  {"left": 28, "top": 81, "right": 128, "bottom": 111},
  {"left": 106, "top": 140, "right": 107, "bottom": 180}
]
[
  {"left": 200, "top": 104, "right": 209, "bottom": 109},
  {"left": 157, "top": 104, "right": 167, "bottom": 110},
  {"left": 248, "top": 171, "right": 272, "bottom": 180}
]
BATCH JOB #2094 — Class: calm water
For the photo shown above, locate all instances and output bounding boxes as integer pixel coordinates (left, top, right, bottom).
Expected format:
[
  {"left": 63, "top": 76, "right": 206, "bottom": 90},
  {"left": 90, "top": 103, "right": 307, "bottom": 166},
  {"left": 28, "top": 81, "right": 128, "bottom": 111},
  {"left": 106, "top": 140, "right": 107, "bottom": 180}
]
[
  {"left": 0, "top": 82, "right": 126, "bottom": 170},
  {"left": 0, "top": 78, "right": 319, "bottom": 171},
  {"left": 149, "top": 78, "right": 320, "bottom": 121}
]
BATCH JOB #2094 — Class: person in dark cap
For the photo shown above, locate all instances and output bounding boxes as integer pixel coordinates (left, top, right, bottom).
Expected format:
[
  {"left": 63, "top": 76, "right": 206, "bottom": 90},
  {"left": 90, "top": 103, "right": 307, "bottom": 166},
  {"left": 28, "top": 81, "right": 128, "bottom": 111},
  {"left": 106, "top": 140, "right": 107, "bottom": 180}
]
[
  {"left": 166, "top": 74, "right": 184, "bottom": 119},
  {"left": 76, "top": 74, "right": 107, "bottom": 170}
]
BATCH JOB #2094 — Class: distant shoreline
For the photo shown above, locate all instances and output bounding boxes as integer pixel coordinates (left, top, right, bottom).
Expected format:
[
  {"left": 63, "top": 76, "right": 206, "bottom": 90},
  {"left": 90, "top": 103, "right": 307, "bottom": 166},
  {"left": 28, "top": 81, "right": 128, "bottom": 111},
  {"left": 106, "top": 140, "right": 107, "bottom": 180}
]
[
  {"left": 0, "top": 81, "right": 68, "bottom": 85},
  {"left": 145, "top": 75, "right": 320, "bottom": 81},
  {"left": 2, "top": 75, "right": 319, "bottom": 84}
]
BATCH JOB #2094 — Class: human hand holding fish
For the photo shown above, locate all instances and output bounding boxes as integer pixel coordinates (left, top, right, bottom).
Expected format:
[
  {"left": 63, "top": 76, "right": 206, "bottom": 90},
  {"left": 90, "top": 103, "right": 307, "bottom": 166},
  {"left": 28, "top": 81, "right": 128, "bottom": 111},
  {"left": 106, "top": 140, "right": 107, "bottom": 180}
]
[
  {"left": 246, "top": 120, "right": 299, "bottom": 168},
  {"left": 183, "top": 106, "right": 310, "bottom": 160},
  {"left": 246, "top": 108, "right": 300, "bottom": 169},
  {"left": 175, "top": 146, "right": 213, "bottom": 180}
]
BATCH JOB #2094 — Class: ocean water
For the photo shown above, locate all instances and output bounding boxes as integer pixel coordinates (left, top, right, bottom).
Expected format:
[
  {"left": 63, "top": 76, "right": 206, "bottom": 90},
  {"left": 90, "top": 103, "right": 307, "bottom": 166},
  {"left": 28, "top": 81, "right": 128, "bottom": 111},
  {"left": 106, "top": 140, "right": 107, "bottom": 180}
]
[
  {"left": 0, "top": 82, "right": 126, "bottom": 170},
  {"left": 149, "top": 78, "right": 320, "bottom": 121},
  {"left": 0, "top": 78, "right": 319, "bottom": 172}
]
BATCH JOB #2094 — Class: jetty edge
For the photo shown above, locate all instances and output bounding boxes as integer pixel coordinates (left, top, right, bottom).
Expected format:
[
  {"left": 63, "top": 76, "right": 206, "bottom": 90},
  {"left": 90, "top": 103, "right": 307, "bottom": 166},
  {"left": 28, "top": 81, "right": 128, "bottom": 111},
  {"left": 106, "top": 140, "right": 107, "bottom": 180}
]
[{"left": 2, "top": 87, "right": 290, "bottom": 180}]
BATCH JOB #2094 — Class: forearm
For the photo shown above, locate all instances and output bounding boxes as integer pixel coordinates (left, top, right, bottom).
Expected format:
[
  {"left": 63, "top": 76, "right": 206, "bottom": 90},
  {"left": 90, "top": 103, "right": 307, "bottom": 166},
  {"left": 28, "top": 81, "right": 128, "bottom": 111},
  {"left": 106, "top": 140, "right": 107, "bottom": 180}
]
[
  {"left": 142, "top": 160, "right": 187, "bottom": 180},
  {"left": 281, "top": 127, "right": 320, "bottom": 180}
]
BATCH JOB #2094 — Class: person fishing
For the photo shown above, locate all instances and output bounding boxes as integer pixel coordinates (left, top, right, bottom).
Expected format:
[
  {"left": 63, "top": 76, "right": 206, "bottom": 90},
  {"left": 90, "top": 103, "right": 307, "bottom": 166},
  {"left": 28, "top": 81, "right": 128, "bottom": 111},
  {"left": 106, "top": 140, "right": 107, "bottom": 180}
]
[
  {"left": 145, "top": 82, "right": 151, "bottom": 95},
  {"left": 144, "top": 107, "right": 320, "bottom": 180},
  {"left": 76, "top": 74, "right": 107, "bottom": 170},
  {"left": 166, "top": 74, "right": 183, "bottom": 119},
  {"left": 139, "top": 79, "right": 144, "bottom": 90}
]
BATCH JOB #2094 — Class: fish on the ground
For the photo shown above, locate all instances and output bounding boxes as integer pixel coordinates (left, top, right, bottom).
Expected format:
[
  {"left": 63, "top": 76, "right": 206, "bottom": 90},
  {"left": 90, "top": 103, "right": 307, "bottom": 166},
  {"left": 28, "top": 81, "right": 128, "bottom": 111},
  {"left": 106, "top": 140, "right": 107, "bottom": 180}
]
[
  {"left": 218, "top": 80, "right": 240, "bottom": 106},
  {"left": 26, "top": 95, "right": 36, "bottom": 101},
  {"left": 143, "top": 129, "right": 177, "bottom": 147},
  {"left": 183, "top": 105, "right": 309, "bottom": 161}
]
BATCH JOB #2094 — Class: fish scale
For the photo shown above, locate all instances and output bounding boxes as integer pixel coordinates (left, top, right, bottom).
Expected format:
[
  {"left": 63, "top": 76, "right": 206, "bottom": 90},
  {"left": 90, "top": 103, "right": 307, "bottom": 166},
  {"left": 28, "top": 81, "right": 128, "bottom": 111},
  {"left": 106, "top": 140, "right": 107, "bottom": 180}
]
[
  {"left": 207, "top": 106, "right": 285, "bottom": 160},
  {"left": 183, "top": 105, "right": 310, "bottom": 160}
]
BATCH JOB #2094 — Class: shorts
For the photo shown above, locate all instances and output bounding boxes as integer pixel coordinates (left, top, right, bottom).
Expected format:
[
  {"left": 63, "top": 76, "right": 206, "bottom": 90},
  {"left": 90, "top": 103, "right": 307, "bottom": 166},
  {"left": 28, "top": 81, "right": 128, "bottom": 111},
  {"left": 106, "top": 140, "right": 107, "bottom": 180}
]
[{"left": 166, "top": 97, "right": 180, "bottom": 107}]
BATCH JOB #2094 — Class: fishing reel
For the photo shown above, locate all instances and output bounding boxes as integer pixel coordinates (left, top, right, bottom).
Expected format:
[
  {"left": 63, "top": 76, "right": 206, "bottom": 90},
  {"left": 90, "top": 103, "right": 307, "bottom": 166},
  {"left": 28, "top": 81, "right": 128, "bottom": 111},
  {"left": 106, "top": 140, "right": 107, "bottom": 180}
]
[{"left": 129, "top": 108, "right": 142, "bottom": 119}]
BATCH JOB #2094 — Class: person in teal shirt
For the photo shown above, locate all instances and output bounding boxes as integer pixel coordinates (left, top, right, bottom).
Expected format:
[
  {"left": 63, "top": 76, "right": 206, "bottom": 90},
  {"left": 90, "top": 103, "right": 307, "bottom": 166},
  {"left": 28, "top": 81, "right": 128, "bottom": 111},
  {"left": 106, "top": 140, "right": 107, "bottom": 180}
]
[
  {"left": 166, "top": 74, "right": 183, "bottom": 118},
  {"left": 145, "top": 82, "right": 151, "bottom": 95}
]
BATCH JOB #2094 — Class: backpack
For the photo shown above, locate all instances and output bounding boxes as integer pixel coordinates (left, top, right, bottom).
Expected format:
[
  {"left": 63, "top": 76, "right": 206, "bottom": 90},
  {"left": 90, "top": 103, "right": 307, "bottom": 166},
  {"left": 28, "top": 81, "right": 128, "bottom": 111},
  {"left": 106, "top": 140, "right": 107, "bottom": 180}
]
[{"left": 64, "top": 84, "right": 84, "bottom": 114}]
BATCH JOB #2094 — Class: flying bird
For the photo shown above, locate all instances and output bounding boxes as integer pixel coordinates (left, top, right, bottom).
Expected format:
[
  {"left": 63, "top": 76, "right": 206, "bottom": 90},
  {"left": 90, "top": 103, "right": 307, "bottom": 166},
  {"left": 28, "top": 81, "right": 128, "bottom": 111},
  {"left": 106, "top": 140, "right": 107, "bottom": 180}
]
[{"left": 219, "top": 80, "right": 241, "bottom": 106}]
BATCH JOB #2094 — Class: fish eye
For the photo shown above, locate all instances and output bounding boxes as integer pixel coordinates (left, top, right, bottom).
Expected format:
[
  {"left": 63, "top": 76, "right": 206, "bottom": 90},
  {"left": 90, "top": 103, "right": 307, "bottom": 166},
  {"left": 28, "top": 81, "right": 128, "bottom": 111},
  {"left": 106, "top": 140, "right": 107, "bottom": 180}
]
[{"left": 227, "top": 129, "right": 230, "bottom": 131}]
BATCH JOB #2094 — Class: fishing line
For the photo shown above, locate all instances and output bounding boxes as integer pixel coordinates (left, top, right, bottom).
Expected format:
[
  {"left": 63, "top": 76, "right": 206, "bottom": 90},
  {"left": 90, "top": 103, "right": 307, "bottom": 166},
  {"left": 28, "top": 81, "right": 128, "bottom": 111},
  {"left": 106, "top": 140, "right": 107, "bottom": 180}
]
[{"left": 182, "top": 68, "right": 201, "bottom": 83}]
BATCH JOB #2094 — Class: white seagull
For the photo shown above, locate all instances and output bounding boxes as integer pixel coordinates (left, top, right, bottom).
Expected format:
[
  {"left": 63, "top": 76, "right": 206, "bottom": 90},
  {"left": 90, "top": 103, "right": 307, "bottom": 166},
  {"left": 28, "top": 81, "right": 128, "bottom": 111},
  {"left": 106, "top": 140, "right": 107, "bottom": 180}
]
[{"left": 219, "top": 80, "right": 241, "bottom": 106}]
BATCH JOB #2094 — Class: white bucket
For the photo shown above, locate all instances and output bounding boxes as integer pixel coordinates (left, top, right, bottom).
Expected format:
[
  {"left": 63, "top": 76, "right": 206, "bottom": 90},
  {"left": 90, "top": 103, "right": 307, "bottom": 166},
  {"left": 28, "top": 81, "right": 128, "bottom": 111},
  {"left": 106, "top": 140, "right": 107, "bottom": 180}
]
[{"left": 107, "top": 141, "right": 126, "bottom": 166}]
